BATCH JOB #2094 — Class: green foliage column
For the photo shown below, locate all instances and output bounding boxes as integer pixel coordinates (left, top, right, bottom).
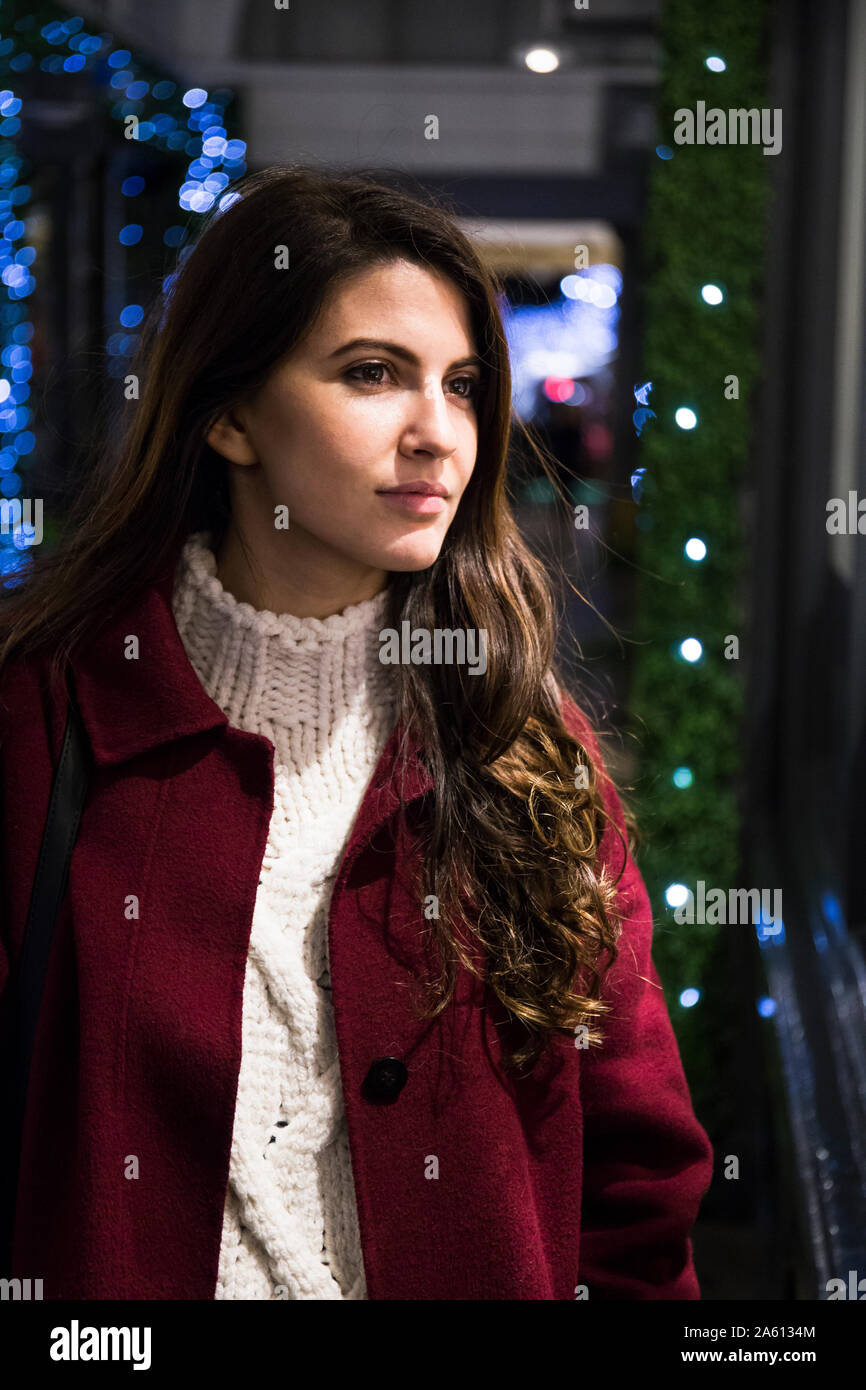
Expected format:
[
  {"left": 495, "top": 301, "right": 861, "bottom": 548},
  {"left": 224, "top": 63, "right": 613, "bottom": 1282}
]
[{"left": 628, "top": 0, "right": 770, "bottom": 1111}]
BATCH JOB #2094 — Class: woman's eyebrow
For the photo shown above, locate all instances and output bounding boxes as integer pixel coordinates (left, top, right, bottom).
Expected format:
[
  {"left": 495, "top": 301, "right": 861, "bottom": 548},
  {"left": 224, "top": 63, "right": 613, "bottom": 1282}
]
[{"left": 327, "top": 338, "right": 482, "bottom": 371}]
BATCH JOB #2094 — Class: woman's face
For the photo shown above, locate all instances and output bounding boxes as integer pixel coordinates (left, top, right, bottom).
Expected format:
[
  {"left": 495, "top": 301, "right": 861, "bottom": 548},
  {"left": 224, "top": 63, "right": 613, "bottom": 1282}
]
[{"left": 207, "top": 258, "right": 482, "bottom": 601}]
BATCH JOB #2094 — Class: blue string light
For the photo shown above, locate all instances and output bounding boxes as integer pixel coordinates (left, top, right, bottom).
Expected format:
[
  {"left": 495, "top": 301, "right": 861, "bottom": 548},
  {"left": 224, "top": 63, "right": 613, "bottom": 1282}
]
[
  {"left": 0, "top": 78, "right": 36, "bottom": 571},
  {"left": 0, "top": 7, "right": 243, "bottom": 578}
]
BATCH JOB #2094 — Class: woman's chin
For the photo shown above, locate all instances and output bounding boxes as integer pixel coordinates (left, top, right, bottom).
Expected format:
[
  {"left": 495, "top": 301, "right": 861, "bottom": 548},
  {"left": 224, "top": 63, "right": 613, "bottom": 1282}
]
[{"left": 377, "top": 545, "right": 442, "bottom": 573}]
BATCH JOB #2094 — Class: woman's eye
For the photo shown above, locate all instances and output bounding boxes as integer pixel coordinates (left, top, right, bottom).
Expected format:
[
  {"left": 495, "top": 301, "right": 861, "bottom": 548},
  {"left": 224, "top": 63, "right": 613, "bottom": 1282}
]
[
  {"left": 345, "top": 362, "right": 479, "bottom": 401},
  {"left": 345, "top": 361, "right": 392, "bottom": 387},
  {"left": 450, "top": 375, "right": 480, "bottom": 401}
]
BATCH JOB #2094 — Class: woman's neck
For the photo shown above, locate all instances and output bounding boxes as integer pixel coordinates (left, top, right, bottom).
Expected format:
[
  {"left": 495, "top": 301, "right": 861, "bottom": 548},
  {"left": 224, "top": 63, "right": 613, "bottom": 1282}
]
[{"left": 214, "top": 519, "right": 388, "bottom": 621}]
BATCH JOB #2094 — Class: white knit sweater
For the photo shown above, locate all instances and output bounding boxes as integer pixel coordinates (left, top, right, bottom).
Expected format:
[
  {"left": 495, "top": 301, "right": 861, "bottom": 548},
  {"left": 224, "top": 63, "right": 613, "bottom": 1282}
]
[{"left": 171, "top": 530, "right": 398, "bottom": 1299}]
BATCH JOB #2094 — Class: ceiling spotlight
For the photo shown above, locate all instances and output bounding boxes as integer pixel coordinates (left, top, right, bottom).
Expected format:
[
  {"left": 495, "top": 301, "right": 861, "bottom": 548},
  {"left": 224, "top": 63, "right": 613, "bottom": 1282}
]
[{"left": 525, "top": 48, "right": 560, "bottom": 73}]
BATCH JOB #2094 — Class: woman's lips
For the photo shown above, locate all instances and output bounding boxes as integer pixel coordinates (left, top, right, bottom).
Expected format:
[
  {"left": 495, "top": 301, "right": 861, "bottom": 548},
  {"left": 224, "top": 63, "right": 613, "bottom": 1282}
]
[{"left": 377, "top": 492, "right": 447, "bottom": 515}]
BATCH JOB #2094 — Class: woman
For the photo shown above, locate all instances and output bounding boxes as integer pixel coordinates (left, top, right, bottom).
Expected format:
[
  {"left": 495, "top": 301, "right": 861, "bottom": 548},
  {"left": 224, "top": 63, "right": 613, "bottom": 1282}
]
[{"left": 0, "top": 163, "right": 713, "bottom": 1300}]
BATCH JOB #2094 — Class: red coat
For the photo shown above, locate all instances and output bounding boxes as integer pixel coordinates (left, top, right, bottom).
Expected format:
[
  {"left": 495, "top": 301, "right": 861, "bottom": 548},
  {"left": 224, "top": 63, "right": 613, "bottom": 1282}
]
[{"left": 0, "top": 536, "right": 713, "bottom": 1300}]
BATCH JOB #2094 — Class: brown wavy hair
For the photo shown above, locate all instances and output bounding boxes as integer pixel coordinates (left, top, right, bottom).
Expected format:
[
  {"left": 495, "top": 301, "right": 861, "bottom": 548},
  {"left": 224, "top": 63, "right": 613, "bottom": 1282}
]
[{"left": 0, "top": 162, "right": 636, "bottom": 1073}]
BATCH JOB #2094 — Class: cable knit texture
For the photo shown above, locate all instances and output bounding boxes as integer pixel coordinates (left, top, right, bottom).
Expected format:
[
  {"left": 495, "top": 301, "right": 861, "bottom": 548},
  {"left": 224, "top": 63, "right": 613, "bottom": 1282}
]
[{"left": 170, "top": 530, "right": 397, "bottom": 1299}]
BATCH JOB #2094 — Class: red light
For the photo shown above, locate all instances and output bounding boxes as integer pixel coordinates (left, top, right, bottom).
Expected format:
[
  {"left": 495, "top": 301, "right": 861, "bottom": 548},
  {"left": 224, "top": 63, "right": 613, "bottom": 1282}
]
[
  {"left": 543, "top": 376, "right": 575, "bottom": 403},
  {"left": 584, "top": 422, "right": 613, "bottom": 460}
]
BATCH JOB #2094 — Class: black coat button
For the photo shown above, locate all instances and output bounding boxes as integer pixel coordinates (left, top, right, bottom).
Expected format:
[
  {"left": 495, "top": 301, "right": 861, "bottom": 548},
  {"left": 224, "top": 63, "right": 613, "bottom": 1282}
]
[{"left": 362, "top": 1057, "right": 408, "bottom": 1104}]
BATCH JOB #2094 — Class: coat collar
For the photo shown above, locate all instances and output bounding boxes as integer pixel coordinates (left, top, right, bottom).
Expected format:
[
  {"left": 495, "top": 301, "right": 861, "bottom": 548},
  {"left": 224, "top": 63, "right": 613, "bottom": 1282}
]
[{"left": 67, "top": 531, "right": 434, "bottom": 822}]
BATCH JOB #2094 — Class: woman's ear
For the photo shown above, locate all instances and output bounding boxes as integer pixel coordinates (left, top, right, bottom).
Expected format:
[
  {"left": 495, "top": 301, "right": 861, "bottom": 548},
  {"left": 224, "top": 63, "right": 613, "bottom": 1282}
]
[{"left": 205, "top": 408, "right": 258, "bottom": 466}]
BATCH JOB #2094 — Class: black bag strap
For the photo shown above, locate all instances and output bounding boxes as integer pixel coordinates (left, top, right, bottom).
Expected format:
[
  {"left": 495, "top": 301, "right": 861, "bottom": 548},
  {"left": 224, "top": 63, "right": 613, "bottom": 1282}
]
[{"left": 0, "top": 677, "right": 92, "bottom": 1277}]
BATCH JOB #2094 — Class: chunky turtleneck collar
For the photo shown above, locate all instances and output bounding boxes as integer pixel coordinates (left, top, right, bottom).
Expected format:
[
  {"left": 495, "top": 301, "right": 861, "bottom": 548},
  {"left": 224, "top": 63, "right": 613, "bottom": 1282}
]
[{"left": 170, "top": 530, "right": 397, "bottom": 745}]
